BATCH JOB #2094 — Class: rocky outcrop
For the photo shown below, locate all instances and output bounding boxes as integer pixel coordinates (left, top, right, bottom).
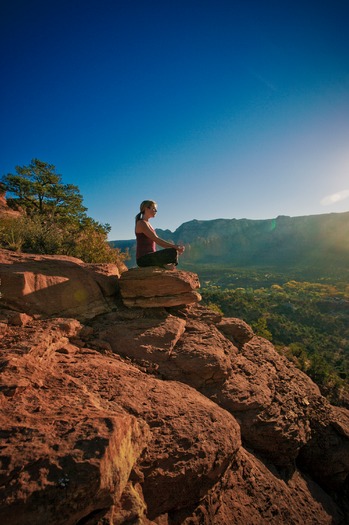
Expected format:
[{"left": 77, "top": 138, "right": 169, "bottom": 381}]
[
  {"left": 0, "top": 249, "right": 121, "bottom": 321},
  {"left": 0, "top": 317, "right": 241, "bottom": 525},
  {"left": 298, "top": 404, "right": 349, "bottom": 490},
  {"left": 1, "top": 249, "right": 348, "bottom": 524},
  {"left": 0, "top": 184, "right": 21, "bottom": 218},
  {"left": 92, "top": 311, "right": 341, "bottom": 470},
  {"left": 216, "top": 317, "right": 254, "bottom": 346},
  {"left": 119, "top": 266, "right": 201, "bottom": 307},
  {"left": 0, "top": 253, "right": 201, "bottom": 318}
]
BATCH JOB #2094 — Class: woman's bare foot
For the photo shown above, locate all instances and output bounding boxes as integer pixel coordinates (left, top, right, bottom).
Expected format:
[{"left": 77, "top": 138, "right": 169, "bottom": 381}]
[{"left": 163, "top": 263, "right": 176, "bottom": 270}]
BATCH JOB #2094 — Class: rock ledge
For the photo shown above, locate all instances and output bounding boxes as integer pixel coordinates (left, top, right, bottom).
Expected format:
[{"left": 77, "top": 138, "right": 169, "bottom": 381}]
[{"left": 119, "top": 266, "right": 202, "bottom": 307}]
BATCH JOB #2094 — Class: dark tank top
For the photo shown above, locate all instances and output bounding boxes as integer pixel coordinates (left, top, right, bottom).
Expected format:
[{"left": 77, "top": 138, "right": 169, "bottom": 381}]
[{"left": 136, "top": 233, "right": 156, "bottom": 259}]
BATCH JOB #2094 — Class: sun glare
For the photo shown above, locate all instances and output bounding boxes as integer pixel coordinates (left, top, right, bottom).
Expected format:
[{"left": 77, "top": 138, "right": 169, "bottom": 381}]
[{"left": 320, "top": 189, "right": 349, "bottom": 206}]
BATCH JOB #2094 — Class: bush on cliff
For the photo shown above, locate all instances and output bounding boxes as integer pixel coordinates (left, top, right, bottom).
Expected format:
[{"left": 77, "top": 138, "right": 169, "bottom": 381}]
[{"left": 0, "top": 158, "right": 127, "bottom": 265}]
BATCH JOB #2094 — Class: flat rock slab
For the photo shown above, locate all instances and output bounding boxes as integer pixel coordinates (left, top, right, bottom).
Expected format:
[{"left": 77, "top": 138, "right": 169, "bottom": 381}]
[
  {"left": 0, "top": 249, "right": 120, "bottom": 320},
  {"left": 119, "top": 266, "right": 202, "bottom": 307}
]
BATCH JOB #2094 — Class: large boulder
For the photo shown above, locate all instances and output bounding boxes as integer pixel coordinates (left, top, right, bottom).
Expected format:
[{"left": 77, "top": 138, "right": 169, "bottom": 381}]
[
  {"left": 184, "top": 447, "right": 343, "bottom": 525},
  {"left": 96, "top": 314, "right": 235, "bottom": 390},
  {"left": 212, "top": 335, "right": 324, "bottom": 467},
  {"left": 217, "top": 317, "right": 254, "bottom": 348},
  {"left": 0, "top": 316, "right": 241, "bottom": 525},
  {"left": 92, "top": 310, "right": 343, "bottom": 471},
  {"left": 0, "top": 249, "right": 120, "bottom": 321},
  {"left": 119, "top": 266, "right": 201, "bottom": 307},
  {"left": 298, "top": 404, "right": 349, "bottom": 491},
  {"left": 0, "top": 317, "right": 151, "bottom": 525}
]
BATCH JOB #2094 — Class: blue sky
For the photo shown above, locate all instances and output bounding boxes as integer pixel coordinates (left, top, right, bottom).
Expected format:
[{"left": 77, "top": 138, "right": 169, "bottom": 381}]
[{"left": 1, "top": 0, "right": 349, "bottom": 240}]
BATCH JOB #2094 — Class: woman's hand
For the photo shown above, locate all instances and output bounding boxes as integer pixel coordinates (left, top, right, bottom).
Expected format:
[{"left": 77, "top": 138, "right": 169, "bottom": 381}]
[{"left": 177, "top": 245, "right": 185, "bottom": 254}]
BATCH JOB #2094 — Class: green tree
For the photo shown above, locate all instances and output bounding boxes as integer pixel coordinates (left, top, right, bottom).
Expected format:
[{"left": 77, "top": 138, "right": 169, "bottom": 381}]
[
  {"left": 1, "top": 159, "right": 127, "bottom": 266},
  {"left": 252, "top": 316, "right": 273, "bottom": 340},
  {"left": 2, "top": 158, "right": 87, "bottom": 222}
]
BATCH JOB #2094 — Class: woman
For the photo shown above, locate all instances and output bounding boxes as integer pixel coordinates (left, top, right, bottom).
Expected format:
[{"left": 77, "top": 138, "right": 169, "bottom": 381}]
[{"left": 135, "top": 200, "right": 185, "bottom": 269}]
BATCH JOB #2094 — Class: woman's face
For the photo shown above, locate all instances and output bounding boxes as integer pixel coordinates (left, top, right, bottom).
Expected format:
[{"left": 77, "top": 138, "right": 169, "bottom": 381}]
[{"left": 148, "top": 204, "right": 157, "bottom": 216}]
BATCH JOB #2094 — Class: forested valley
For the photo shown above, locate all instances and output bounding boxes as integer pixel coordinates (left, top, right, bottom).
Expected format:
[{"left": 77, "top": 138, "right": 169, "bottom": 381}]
[{"left": 184, "top": 264, "right": 349, "bottom": 408}]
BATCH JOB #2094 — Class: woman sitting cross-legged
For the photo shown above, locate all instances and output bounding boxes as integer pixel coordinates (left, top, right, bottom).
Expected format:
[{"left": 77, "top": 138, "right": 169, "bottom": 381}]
[{"left": 135, "top": 200, "right": 185, "bottom": 269}]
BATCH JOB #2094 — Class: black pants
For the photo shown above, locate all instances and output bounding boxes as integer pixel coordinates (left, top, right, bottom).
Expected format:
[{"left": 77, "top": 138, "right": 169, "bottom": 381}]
[{"left": 137, "top": 248, "right": 178, "bottom": 268}]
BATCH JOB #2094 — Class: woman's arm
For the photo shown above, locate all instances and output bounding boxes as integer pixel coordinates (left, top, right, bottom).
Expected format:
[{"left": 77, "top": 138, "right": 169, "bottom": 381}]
[{"left": 137, "top": 220, "right": 185, "bottom": 252}]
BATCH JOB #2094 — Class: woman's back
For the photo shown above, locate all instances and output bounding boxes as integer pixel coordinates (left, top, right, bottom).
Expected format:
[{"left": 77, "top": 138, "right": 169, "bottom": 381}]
[{"left": 136, "top": 231, "right": 156, "bottom": 259}]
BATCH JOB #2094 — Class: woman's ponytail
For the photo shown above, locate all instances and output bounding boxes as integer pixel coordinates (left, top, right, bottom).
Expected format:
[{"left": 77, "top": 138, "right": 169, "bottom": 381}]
[{"left": 135, "top": 211, "right": 142, "bottom": 225}]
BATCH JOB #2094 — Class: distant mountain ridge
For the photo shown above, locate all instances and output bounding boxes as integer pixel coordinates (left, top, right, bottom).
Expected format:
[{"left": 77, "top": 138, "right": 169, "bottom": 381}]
[{"left": 110, "top": 211, "right": 349, "bottom": 271}]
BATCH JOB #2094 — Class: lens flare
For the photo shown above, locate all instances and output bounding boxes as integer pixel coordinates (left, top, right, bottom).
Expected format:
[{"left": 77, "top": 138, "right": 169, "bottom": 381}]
[{"left": 321, "top": 190, "right": 349, "bottom": 206}]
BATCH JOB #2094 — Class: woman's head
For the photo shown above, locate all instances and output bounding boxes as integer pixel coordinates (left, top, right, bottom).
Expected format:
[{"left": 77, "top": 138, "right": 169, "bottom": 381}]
[
  {"left": 139, "top": 200, "right": 157, "bottom": 214},
  {"left": 135, "top": 200, "right": 157, "bottom": 224}
]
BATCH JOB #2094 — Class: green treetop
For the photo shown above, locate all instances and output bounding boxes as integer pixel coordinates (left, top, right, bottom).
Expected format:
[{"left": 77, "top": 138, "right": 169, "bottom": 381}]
[{"left": 2, "top": 158, "right": 87, "bottom": 223}]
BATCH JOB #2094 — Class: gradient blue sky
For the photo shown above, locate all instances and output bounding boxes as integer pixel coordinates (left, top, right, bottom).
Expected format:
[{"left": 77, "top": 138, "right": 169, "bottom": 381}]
[{"left": 1, "top": 0, "right": 349, "bottom": 239}]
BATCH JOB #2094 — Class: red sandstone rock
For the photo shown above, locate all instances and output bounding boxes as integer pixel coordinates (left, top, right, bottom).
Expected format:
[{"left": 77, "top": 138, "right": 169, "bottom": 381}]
[
  {"left": 298, "top": 404, "right": 349, "bottom": 491},
  {"left": 68, "top": 354, "right": 241, "bottom": 520},
  {"left": 211, "top": 336, "right": 325, "bottom": 467},
  {"left": 119, "top": 266, "right": 202, "bottom": 307},
  {"left": 0, "top": 249, "right": 120, "bottom": 320},
  {"left": 217, "top": 316, "right": 254, "bottom": 347},
  {"left": 0, "top": 251, "right": 348, "bottom": 524},
  {"left": 95, "top": 315, "right": 235, "bottom": 390},
  {"left": 7, "top": 312, "right": 33, "bottom": 326},
  {"left": 94, "top": 311, "right": 331, "bottom": 469},
  {"left": 0, "top": 319, "right": 150, "bottom": 525},
  {"left": 0, "top": 186, "right": 22, "bottom": 218},
  {"left": 0, "top": 318, "right": 240, "bottom": 524},
  {"left": 179, "top": 448, "right": 342, "bottom": 524}
]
